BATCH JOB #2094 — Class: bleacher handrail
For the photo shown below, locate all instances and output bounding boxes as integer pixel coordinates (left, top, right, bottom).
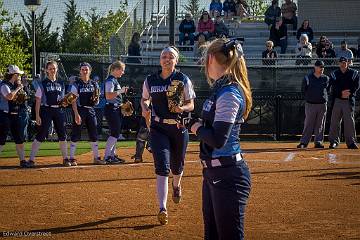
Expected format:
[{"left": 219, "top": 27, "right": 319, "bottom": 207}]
[
  {"left": 156, "top": 5, "right": 167, "bottom": 44},
  {"left": 114, "top": 0, "right": 143, "bottom": 35}
]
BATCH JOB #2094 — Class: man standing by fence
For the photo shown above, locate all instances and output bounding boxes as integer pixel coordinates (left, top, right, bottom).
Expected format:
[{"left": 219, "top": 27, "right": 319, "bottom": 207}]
[
  {"left": 328, "top": 56, "right": 359, "bottom": 149},
  {"left": 298, "top": 60, "right": 329, "bottom": 148}
]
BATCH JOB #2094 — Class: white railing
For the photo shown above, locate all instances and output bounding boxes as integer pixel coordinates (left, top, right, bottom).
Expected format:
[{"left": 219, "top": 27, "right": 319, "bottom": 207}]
[{"left": 155, "top": 5, "right": 167, "bottom": 43}]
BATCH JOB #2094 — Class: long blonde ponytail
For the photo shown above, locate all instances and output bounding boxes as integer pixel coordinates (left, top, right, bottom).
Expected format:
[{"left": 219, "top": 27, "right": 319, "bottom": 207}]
[{"left": 204, "top": 38, "right": 252, "bottom": 119}]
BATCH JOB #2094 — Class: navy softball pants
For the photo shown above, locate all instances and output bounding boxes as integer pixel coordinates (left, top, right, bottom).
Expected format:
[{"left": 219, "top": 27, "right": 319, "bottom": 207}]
[
  {"left": 150, "top": 122, "right": 189, "bottom": 176},
  {"left": 202, "top": 160, "right": 251, "bottom": 240},
  {"left": 0, "top": 110, "right": 25, "bottom": 145},
  {"left": 71, "top": 107, "right": 98, "bottom": 142},
  {"left": 35, "top": 106, "right": 66, "bottom": 142},
  {"left": 104, "top": 105, "right": 123, "bottom": 138}
]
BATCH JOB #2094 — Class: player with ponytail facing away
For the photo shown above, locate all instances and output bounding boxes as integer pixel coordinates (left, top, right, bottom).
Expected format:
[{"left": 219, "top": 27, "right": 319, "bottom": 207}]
[{"left": 189, "top": 38, "right": 252, "bottom": 240}]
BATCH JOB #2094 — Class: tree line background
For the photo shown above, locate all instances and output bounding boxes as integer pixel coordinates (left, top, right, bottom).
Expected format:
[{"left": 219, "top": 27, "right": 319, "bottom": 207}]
[
  {"left": 0, "top": 0, "right": 268, "bottom": 75},
  {"left": 0, "top": 0, "right": 128, "bottom": 75}
]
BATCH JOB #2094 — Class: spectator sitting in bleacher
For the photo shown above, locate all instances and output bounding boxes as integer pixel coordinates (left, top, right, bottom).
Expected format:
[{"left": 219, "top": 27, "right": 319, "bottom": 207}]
[
  {"left": 127, "top": 32, "right": 141, "bottom": 64},
  {"left": 223, "top": 0, "right": 236, "bottom": 19},
  {"left": 194, "top": 33, "right": 207, "bottom": 64},
  {"left": 214, "top": 15, "right": 229, "bottom": 38},
  {"left": 336, "top": 40, "right": 354, "bottom": 65},
  {"left": 210, "top": 0, "right": 223, "bottom": 18},
  {"left": 295, "top": 34, "right": 312, "bottom": 65},
  {"left": 264, "top": 0, "right": 281, "bottom": 28},
  {"left": 269, "top": 17, "right": 287, "bottom": 54},
  {"left": 179, "top": 13, "right": 196, "bottom": 45},
  {"left": 281, "top": 0, "right": 298, "bottom": 31},
  {"left": 296, "top": 20, "right": 314, "bottom": 43},
  {"left": 262, "top": 40, "right": 278, "bottom": 65},
  {"left": 235, "top": 0, "right": 250, "bottom": 18},
  {"left": 197, "top": 11, "right": 215, "bottom": 41},
  {"left": 316, "top": 36, "right": 328, "bottom": 58},
  {"left": 320, "top": 40, "right": 336, "bottom": 65}
]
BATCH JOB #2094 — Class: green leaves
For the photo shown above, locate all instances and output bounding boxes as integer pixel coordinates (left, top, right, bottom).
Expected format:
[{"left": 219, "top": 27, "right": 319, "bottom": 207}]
[
  {"left": 0, "top": 0, "right": 31, "bottom": 74},
  {"left": 61, "top": 0, "right": 127, "bottom": 54}
]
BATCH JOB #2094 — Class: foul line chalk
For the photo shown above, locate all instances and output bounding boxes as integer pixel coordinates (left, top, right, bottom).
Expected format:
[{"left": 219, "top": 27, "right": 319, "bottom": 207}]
[
  {"left": 328, "top": 153, "right": 337, "bottom": 164},
  {"left": 284, "top": 152, "right": 296, "bottom": 162}
]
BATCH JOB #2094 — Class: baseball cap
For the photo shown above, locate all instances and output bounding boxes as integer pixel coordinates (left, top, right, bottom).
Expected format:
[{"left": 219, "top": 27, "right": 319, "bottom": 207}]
[
  {"left": 7, "top": 65, "right": 24, "bottom": 75},
  {"left": 314, "top": 60, "right": 325, "bottom": 67},
  {"left": 339, "top": 56, "right": 348, "bottom": 62}
]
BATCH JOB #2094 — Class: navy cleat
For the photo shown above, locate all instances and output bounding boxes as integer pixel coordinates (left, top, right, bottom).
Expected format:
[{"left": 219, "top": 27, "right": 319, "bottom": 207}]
[
  {"left": 314, "top": 142, "right": 325, "bottom": 148},
  {"left": 297, "top": 143, "right": 307, "bottom": 149},
  {"left": 348, "top": 143, "right": 359, "bottom": 149},
  {"left": 20, "top": 160, "right": 28, "bottom": 168},
  {"left": 63, "top": 158, "right": 72, "bottom": 167},
  {"left": 329, "top": 143, "right": 338, "bottom": 149},
  {"left": 27, "top": 160, "right": 35, "bottom": 168},
  {"left": 112, "top": 155, "right": 126, "bottom": 164},
  {"left": 69, "top": 158, "right": 78, "bottom": 166}
]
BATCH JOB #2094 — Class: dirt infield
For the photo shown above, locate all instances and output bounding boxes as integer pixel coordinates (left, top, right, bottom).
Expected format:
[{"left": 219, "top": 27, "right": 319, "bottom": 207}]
[{"left": 0, "top": 142, "right": 359, "bottom": 240}]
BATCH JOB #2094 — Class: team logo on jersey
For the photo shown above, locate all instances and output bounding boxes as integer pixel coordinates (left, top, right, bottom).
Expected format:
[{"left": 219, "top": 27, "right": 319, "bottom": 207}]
[
  {"left": 46, "top": 83, "right": 62, "bottom": 92},
  {"left": 79, "top": 85, "right": 95, "bottom": 93},
  {"left": 151, "top": 85, "right": 168, "bottom": 93},
  {"left": 203, "top": 100, "right": 214, "bottom": 112}
]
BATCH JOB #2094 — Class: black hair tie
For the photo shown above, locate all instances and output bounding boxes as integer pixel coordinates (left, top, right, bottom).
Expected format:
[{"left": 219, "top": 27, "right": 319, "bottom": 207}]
[{"left": 222, "top": 37, "right": 244, "bottom": 57}]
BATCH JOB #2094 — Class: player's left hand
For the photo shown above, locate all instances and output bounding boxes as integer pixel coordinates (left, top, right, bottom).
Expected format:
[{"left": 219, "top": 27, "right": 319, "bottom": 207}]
[
  {"left": 190, "top": 121, "right": 203, "bottom": 135},
  {"left": 174, "top": 106, "right": 184, "bottom": 113},
  {"left": 75, "top": 114, "right": 82, "bottom": 125},
  {"left": 341, "top": 89, "right": 351, "bottom": 99}
]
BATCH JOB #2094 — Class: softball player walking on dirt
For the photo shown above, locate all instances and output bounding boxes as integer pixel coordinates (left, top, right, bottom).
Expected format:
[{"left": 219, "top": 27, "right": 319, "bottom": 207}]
[
  {"left": 189, "top": 38, "right": 252, "bottom": 240},
  {"left": 140, "top": 46, "right": 196, "bottom": 225},
  {"left": 103, "top": 61, "right": 128, "bottom": 164},
  {"left": 69, "top": 62, "right": 105, "bottom": 165},
  {"left": 28, "top": 61, "right": 69, "bottom": 167},
  {"left": 0, "top": 65, "right": 27, "bottom": 167},
  {"left": 328, "top": 56, "right": 359, "bottom": 149},
  {"left": 297, "top": 60, "right": 330, "bottom": 149}
]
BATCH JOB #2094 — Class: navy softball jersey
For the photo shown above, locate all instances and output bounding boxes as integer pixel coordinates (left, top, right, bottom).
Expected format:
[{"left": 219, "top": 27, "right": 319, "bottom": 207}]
[
  {"left": 69, "top": 78, "right": 99, "bottom": 142},
  {"left": 34, "top": 78, "right": 66, "bottom": 142}
]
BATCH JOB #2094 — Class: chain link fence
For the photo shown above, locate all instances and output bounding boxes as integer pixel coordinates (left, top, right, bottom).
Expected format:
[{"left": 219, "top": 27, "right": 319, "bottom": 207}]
[{"left": 38, "top": 52, "right": 360, "bottom": 140}]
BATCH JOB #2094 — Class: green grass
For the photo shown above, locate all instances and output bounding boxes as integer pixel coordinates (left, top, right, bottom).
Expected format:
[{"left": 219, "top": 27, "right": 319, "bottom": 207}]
[{"left": 0, "top": 141, "right": 136, "bottom": 158}]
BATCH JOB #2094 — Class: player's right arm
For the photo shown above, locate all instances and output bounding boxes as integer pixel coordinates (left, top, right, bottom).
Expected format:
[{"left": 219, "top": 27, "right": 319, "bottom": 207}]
[
  {"left": 35, "top": 87, "right": 42, "bottom": 126},
  {"left": 1, "top": 84, "right": 23, "bottom": 101},
  {"left": 70, "top": 85, "right": 81, "bottom": 125},
  {"left": 141, "top": 79, "right": 151, "bottom": 127}
]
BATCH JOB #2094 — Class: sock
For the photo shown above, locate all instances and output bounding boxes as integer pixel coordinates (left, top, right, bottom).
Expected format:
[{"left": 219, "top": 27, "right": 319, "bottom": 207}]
[
  {"left": 69, "top": 141, "right": 77, "bottom": 159},
  {"left": 16, "top": 144, "right": 25, "bottom": 161},
  {"left": 156, "top": 175, "right": 169, "bottom": 210},
  {"left": 111, "top": 144, "right": 117, "bottom": 157},
  {"left": 29, "top": 139, "right": 41, "bottom": 161},
  {"left": 91, "top": 141, "right": 99, "bottom": 159},
  {"left": 0, "top": 145, "right": 4, "bottom": 154},
  {"left": 173, "top": 171, "right": 183, "bottom": 188},
  {"left": 59, "top": 141, "right": 68, "bottom": 159},
  {"left": 104, "top": 136, "right": 117, "bottom": 158}
]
